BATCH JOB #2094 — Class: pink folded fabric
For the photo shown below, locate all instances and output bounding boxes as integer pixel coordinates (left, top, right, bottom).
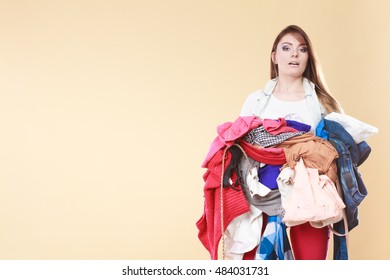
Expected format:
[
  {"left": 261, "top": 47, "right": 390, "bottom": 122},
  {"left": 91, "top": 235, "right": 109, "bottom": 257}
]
[
  {"left": 202, "top": 116, "right": 261, "bottom": 168},
  {"left": 262, "top": 118, "right": 298, "bottom": 135}
]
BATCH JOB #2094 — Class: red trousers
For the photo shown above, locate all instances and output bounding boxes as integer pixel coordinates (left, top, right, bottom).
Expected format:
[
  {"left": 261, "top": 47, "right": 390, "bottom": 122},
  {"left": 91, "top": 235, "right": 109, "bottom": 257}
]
[
  {"left": 290, "top": 222, "right": 330, "bottom": 260},
  {"left": 243, "top": 215, "right": 330, "bottom": 260}
]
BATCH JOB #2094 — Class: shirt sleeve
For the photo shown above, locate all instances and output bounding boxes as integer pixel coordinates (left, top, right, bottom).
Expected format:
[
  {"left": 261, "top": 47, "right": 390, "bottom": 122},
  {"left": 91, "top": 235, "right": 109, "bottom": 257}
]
[{"left": 239, "top": 91, "right": 259, "bottom": 116}]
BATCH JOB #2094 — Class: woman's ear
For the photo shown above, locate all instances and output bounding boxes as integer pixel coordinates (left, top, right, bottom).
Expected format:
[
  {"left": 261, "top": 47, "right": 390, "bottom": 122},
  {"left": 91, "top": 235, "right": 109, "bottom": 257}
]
[{"left": 271, "top": 51, "right": 277, "bottom": 64}]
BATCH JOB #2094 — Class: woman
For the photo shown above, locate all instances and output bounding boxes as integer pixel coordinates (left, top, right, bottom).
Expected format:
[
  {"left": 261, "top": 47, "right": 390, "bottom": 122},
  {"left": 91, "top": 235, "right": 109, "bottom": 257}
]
[{"left": 240, "top": 25, "right": 343, "bottom": 260}]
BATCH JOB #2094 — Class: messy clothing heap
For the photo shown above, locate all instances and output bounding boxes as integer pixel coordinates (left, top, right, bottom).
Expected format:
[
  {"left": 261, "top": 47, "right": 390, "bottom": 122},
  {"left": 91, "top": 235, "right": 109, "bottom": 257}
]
[{"left": 196, "top": 115, "right": 372, "bottom": 260}]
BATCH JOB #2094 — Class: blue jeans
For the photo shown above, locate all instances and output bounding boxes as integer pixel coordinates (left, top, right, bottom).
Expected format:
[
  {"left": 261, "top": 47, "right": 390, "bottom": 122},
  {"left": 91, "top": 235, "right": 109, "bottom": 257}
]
[{"left": 316, "top": 119, "right": 371, "bottom": 260}]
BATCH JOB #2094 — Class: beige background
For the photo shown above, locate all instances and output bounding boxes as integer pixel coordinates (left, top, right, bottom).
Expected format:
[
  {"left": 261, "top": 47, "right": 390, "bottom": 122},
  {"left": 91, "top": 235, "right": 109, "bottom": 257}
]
[{"left": 0, "top": 0, "right": 387, "bottom": 260}]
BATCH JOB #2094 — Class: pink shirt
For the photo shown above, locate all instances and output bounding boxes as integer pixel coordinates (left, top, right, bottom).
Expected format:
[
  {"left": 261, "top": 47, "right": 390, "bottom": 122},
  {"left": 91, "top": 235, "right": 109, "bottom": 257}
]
[{"left": 202, "top": 116, "right": 261, "bottom": 168}]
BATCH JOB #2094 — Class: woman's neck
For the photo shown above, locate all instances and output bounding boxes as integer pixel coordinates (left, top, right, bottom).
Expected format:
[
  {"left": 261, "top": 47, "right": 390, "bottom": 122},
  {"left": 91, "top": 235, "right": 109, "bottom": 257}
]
[{"left": 273, "top": 76, "right": 305, "bottom": 101}]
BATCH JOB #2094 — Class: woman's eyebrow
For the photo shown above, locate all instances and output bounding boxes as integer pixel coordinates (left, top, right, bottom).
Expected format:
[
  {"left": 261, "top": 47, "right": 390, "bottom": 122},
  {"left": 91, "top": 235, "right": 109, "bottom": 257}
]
[{"left": 281, "top": 42, "right": 307, "bottom": 47}]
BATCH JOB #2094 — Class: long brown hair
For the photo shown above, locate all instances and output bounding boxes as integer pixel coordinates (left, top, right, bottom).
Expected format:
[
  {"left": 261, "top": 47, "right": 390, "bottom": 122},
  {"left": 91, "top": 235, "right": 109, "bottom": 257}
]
[{"left": 270, "top": 25, "right": 343, "bottom": 113}]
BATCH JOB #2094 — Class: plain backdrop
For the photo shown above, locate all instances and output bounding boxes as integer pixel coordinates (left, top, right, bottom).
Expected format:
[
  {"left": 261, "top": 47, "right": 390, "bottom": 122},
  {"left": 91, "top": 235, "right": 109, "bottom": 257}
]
[{"left": 0, "top": 0, "right": 387, "bottom": 259}]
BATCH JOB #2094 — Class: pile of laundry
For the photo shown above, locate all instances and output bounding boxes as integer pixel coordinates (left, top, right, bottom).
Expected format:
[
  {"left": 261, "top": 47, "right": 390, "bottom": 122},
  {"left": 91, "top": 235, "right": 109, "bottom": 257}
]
[{"left": 196, "top": 113, "right": 378, "bottom": 260}]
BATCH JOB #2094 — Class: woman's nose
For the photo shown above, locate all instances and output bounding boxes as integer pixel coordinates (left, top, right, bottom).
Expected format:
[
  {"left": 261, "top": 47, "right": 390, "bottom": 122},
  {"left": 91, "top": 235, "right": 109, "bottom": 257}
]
[{"left": 291, "top": 50, "right": 298, "bottom": 58}]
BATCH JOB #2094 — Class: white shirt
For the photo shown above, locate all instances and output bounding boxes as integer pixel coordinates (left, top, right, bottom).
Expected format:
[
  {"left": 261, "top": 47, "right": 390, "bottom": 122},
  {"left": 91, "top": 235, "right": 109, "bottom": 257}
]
[
  {"left": 240, "top": 78, "right": 326, "bottom": 133},
  {"left": 260, "top": 94, "right": 315, "bottom": 131}
]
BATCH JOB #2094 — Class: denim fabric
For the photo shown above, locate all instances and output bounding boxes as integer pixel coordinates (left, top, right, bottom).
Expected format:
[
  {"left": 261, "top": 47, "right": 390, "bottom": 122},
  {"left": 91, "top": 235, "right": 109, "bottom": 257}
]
[
  {"left": 316, "top": 119, "right": 371, "bottom": 260},
  {"left": 333, "top": 218, "right": 348, "bottom": 260}
]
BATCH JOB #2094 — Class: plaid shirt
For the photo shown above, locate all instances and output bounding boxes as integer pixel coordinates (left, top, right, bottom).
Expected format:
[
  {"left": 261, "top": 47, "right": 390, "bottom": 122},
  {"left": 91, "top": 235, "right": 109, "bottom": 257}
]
[
  {"left": 255, "top": 215, "right": 294, "bottom": 260},
  {"left": 244, "top": 126, "right": 305, "bottom": 147}
]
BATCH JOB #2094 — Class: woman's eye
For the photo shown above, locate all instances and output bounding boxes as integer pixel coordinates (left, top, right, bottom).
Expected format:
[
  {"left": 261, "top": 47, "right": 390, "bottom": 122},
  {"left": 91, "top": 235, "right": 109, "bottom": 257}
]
[
  {"left": 282, "top": 46, "right": 290, "bottom": 51},
  {"left": 299, "top": 48, "right": 307, "bottom": 53}
]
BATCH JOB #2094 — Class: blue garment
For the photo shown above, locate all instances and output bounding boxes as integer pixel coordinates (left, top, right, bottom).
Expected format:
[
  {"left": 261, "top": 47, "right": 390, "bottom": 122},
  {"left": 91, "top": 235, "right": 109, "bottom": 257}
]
[
  {"left": 286, "top": 119, "right": 312, "bottom": 133},
  {"left": 315, "top": 118, "right": 329, "bottom": 140},
  {"left": 255, "top": 215, "right": 294, "bottom": 260},
  {"left": 316, "top": 118, "right": 371, "bottom": 260},
  {"left": 258, "top": 164, "right": 282, "bottom": 190}
]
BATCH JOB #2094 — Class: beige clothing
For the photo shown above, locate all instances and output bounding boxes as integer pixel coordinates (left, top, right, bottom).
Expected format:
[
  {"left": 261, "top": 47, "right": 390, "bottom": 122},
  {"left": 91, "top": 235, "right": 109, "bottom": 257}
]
[{"left": 276, "top": 133, "right": 339, "bottom": 183}]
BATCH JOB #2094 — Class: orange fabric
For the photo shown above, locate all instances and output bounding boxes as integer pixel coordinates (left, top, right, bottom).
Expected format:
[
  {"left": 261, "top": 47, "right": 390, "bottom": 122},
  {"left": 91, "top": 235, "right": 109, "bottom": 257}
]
[{"left": 276, "top": 133, "right": 339, "bottom": 183}]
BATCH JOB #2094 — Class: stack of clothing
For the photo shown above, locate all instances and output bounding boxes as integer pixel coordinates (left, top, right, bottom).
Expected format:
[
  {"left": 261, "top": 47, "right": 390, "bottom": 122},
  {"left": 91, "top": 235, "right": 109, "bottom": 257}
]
[{"left": 196, "top": 114, "right": 377, "bottom": 260}]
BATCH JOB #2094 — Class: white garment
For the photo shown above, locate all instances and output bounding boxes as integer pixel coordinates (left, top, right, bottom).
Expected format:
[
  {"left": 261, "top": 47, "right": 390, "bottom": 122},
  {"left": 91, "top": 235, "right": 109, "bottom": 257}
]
[
  {"left": 224, "top": 205, "right": 263, "bottom": 260},
  {"left": 239, "top": 78, "right": 325, "bottom": 134},
  {"left": 246, "top": 167, "right": 271, "bottom": 197},
  {"left": 325, "top": 112, "right": 378, "bottom": 143},
  {"left": 276, "top": 166, "right": 295, "bottom": 207},
  {"left": 260, "top": 95, "right": 314, "bottom": 131}
]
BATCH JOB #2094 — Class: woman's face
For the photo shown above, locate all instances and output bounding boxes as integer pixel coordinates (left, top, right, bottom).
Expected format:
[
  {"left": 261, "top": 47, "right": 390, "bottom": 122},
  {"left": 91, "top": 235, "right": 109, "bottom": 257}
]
[{"left": 272, "top": 33, "right": 309, "bottom": 78}]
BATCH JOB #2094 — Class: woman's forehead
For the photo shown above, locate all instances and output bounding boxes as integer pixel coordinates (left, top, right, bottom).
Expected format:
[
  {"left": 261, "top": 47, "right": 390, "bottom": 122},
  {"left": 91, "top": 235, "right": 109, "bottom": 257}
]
[{"left": 279, "top": 33, "right": 306, "bottom": 45}]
